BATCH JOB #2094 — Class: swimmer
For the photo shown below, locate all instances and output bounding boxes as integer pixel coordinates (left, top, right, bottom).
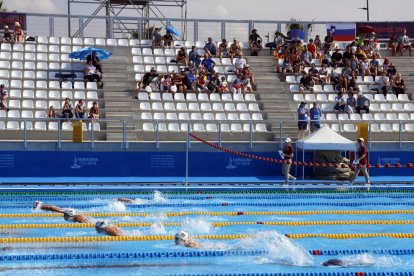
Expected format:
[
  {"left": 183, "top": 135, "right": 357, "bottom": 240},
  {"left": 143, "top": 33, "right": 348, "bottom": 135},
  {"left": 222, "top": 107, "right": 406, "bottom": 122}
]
[
  {"left": 175, "top": 231, "right": 201, "bottom": 249},
  {"left": 322, "top": 258, "right": 345, "bottom": 266},
  {"left": 117, "top": 198, "right": 134, "bottom": 204},
  {"left": 33, "top": 201, "right": 91, "bottom": 223},
  {"left": 95, "top": 221, "right": 123, "bottom": 236},
  {"left": 323, "top": 257, "right": 374, "bottom": 267},
  {"left": 33, "top": 201, "right": 65, "bottom": 213}
]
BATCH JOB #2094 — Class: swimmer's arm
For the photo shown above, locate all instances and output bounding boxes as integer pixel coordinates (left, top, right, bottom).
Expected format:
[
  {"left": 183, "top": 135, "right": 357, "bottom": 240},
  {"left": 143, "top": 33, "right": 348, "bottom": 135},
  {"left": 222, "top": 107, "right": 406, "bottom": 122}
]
[
  {"left": 117, "top": 198, "right": 133, "bottom": 204},
  {"left": 186, "top": 239, "right": 201, "bottom": 249},
  {"left": 106, "top": 225, "right": 123, "bottom": 237},
  {"left": 40, "top": 205, "right": 66, "bottom": 213},
  {"left": 73, "top": 215, "right": 90, "bottom": 224}
]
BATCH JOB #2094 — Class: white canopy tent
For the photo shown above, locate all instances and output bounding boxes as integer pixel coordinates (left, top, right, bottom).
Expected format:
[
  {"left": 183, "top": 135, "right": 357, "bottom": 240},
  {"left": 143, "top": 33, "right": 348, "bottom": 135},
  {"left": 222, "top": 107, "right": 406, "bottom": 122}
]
[{"left": 295, "top": 125, "right": 357, "bottom": 178}]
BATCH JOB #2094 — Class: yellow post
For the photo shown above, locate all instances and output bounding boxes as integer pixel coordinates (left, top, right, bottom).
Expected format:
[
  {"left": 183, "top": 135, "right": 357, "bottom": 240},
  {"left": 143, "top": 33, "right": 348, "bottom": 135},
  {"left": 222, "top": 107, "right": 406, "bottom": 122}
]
[
  {"left": 72, "top": 121, "right": 83, "bottom": 143},
  {"left": 356, "top": 123, "right": 368, "bottom": 142}
]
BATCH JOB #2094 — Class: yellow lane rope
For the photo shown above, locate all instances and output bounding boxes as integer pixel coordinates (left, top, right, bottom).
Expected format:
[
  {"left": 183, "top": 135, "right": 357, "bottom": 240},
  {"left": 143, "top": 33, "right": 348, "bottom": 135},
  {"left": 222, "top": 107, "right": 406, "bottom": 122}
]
[
  {"left": 3, "top": 220, "right": 414, "bottom": 229},
  {"left": 3, "top": 209, "right": 414, "bottom": 218},
  {"left": 2, "top": 233, "right": 414, "bottom": 243}
]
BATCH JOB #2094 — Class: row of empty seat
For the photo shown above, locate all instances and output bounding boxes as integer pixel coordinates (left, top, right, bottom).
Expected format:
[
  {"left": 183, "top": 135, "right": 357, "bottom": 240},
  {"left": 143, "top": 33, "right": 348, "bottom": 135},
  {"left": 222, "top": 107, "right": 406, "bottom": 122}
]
[
  {"left": 7, "top": 90, "right": 98, "bottom": 100},
  {"left": 142, "top": 122, "right": 267, "bottom": 132},
  {"left": 293, "top": 93, "right": 409, "bottom": 104},
  {"left": 0, "top": 121, "right": 100, "bottom": 131},
  {"left": 141, "top": 112, "right": 264, "bottom": 121},
  {"left": 328, "top": 122, "right": 414, "bottom": 133},
  {"left": 0, "top": 79, "right": 97, "bottom": 90},
  {"left": 139, "top": 102, "right": 260, "bottom": 112}
]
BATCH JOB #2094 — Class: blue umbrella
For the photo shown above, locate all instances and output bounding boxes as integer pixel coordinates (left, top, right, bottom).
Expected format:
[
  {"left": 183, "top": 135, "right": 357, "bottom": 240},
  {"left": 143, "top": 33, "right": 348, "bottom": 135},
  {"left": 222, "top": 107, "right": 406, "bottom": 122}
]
[
  {"left": 69, "top": 47, "right": 112, "bottom": 60},
  {"left": 289, "top": 29, "right": 306, "bottom": 40},
  {"left": 165, "top": 26, "right": 180, "bottom": 36}
]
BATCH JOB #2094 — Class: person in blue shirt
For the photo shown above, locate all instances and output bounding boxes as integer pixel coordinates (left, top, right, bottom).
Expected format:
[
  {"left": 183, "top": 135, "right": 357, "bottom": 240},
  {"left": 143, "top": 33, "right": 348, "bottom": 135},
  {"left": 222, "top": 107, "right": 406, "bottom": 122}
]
[
  {"left": 188, "top": 46, "right": 198, "bottom": 66},
  {"left": 204, "top": 37, "right": 217, "bottom": 56},
  {"left": 297, "top": 101, "right": 309, "bottom": 139},
  {"left": 309, "top": 102, "right": 322, "bottom": 132},
  {"left": 192, "top": 54, "right": 202, "bottom": 69},
  {"left": 201, "top": 54, "right": 216, "bottom": 75}
]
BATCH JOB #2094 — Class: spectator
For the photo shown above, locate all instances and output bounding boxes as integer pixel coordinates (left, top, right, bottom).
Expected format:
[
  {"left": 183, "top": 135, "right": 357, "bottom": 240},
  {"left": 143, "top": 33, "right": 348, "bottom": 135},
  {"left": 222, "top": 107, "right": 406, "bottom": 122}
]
[
  {"left": 324, "top": 31, "right": 335, "bottom": 51},
  {"left": 330, "top": 64, "right": 341, "bottom": 87},
  {"left": 195, "top": 71, "right": 208, "bottom": 93},
  {"left": 282, "top": 56, "right": 293, "bottom": 76},
  {"left": 86, "top": 51, "right": 103, "bottom": 74},
  {"left": 355, "top": 92, "right": 370, "bottom": 114},
  {"left": 1, "top": 25, "right": 12, "bottom": 43},
  {"left": 188, "top": 46, "right": 198, "bottom": 66},
  {"left": 382, "top": 57, "right": 390, "bottom": 72},
  {"left": 299, "top": 73, "right": 315, "bottom": 93},
  {"left": 75, "top": 99, "right": 86, "bottom": 119},
  {"left": 334, "top": 91, "right": 347, "bottom": 112},
  {"left": 184, "top": 70, "right": 197, "bottom": 93},
  {"left": 192, "top": 54, "right": 202, "bottom": 69},
  {"left": 161, "top": 74, "right": 172, "bottom": 93},
  {"left": 307, "top": 39, "right": 317, "bottom": 58},
  {"left": 392, "top": 73, "right": 405, "bottom": 95},
  {"left": 346, "top": 90, "right": 356, "bottom": 114},
  {"left": 231, "top": 76, "right": 244, "bottom": 95},
  {"left": 297, "top": 102, "right": 308, "bottom": 139},
  {"left": 163, "top": 31, "right": 173, "bottom": 48},
  {"left": 229, "top": 38, "right": 242, "bottom": 59},
  {"left": 201, "top": 53, "right": 216, "bottom": 75},
  {"left": 137, "top": 67, "right": 158, "bottom": 91},
  {"left": 309, "top": 102, "right": 322, "bottom": 132},
  {"left": 398, "top": 29, "right": 412, "bottom": 56},
  {"left": 95, "top": 221, "right": 123, "bottom": 237},
  {"left": 204, "top": 37, "right": 217, "bottom": 57},
  {"left": 176, "top": 47, "right": 188, "bottom": 66},
  {"left": 347, "top": 72, "right": 358, "bottom": 93},
  {"left": 249, "top": 29, "right": 262, "bottom": 55},
  {"left": 48, "top": 106, "right": 57, "bottom": 118},
  {"left": 240, "top": 64, "right": 256, "bottom": 86},
  {"left": 361, "top": 40, "right": 373, "bottom": 58},
  {"left": 281, "top": 137, "right": 296, "bottom": 185},
  {"left": 331, "top": 47, "right": 343, "bottom": 67},
  {"left": 342, "top": 46, "right": 353, "bottom": 64},
  {"left": 387, "top": 63, "right": 397, "bottom": 79},
  {"left": 291, "top": 30, "right": 304, "bottom": 44},
  {"left": 171, "top": 71, "right": 187, "bottom": 93},
  {"left": 219, "top": 76, "right": 229, "bottom": 93},
  {"left": 388, "top": 34, "right": 398, "bottom": 56},
  {"left": 318, "top": 64, "right": 330, "bottom": 84},
  {"left": 321, "top": 49, "right": 332, "bottom": 66},
  {"left": 152, "top": 27, "right": 162, "bottom": 50},
  {"left": 88, "top": 101, "right": 100, "bottom": 120},
  {"left": 218, "top": 38, "right": 229, "bottom": 59},
  {"left": 83, "top": 59, "right": 103, "bottom": 89},
  {"left": 300, "top": 45, "right": 312, "bottom": 66},
  {"left": 0, "top": 84, "right": 8, "bottom": 112},
  {"left": 61, "top": 98, "right": 73, "bottom": 119},
  {"left": 207, "top": 72, "right": 221, "bottom": 93},
  {"left": 13, "top": 22, "right": 25, "bottom": 43},
  {"left": 376, "top": 71, "right": 390, "bottom": 97},
  {"left": 372, "top": 38, "right": 381, "bottom": 58},
  {"left": 234, "top": 54, "right": 247, "bottom": 71},
  {"left": 369, "top": 56, "right": 380, "bottom": 76},
  {"left": 314, "top": 35, "right": 322, "bottom": 51},
  {"left": 359, "top": 57, "right": 370, "bottom": 77},
  {"left": 308, "top": 63, "right": 320, "bottom": 81}
]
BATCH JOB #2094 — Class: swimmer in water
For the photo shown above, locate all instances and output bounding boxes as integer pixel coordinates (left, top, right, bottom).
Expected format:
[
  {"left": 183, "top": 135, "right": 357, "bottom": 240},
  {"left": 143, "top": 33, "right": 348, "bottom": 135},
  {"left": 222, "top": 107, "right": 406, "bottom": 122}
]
[
  {"left": 175, "top": 231, "right": 201, "bottom": 249},
  {"left": 95, "top": 220, "right": 123, "bottom": 236},
  {"left": 33, "top": 201, "right": 91, "bottom": 223},
  {"left": 322, "top": 258, "right": 345, "bottom": 266},
  {"left": 117, "top": 198, "right": 134, "bottom": 204}
]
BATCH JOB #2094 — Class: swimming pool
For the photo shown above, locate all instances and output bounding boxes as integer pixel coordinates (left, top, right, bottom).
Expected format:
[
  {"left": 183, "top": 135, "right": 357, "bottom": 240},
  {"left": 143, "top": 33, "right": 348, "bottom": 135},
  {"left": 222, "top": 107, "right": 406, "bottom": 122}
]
[{"left": 2, "top": 186, "right": 414, "bottom": 275}]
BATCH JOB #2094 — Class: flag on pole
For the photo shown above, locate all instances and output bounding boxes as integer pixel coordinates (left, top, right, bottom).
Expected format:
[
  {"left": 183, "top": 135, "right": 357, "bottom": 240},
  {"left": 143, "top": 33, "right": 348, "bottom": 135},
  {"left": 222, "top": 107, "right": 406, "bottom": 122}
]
[{"left": 326, "top": 23, "right": 356, "bottom": 41}]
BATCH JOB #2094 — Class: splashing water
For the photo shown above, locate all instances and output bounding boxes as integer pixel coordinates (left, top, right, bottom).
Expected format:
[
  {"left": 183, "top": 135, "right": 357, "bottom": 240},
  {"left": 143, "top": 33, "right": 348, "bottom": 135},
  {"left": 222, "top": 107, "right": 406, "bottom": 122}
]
[
  {"left": 123, "top": 229, "right": 143, "bottom": 236},
  {"left": 339, "top": 253, "right": 402, "bottom": 267},
  {"left": 149, "top": 222, "right": 167, "bottom": 235},
  {"left": 152, "top": 190, "right": 168, "bottom": 203},
  {"left": 104, "top": 201, "right": 127, "bottom": 212},
  {"left": 181, "top": 217, "right": 212, "bottom": 234},
  {"left": 132, "top": 198, "right": 148, "bottom": 204},
  {"left": 237, "top": 231, "right": 313, "bottom": 267}
]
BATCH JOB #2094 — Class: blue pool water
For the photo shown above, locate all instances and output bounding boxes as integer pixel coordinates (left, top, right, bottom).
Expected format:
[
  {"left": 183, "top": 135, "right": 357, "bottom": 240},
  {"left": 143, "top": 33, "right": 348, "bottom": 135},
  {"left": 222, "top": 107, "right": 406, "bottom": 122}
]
[{"left": 2, "top": 187, "right": 414, "bottom": 275}]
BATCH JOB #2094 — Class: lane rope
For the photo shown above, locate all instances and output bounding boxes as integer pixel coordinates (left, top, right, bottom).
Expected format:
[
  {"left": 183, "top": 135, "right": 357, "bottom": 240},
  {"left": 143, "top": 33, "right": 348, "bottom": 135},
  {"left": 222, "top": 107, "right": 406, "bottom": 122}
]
[
  {"left": 4, "top": 220, "right": 414, "bottom": 229},
  {"left": 189, "top": 132, "right": 414, "bottom": 170},
  {"left": 3, "top": 209, "right": 414, "bottom": 218},
  {"left": 2, "top": 233, "right": 414, "bottom": 243}
]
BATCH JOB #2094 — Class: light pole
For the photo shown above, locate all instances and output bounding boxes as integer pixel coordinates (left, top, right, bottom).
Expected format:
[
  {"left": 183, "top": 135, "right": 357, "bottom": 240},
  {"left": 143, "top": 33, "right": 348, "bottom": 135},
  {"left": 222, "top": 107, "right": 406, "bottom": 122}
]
[{"left": 359, "top": 0, "right": 370, "bottom": 21}]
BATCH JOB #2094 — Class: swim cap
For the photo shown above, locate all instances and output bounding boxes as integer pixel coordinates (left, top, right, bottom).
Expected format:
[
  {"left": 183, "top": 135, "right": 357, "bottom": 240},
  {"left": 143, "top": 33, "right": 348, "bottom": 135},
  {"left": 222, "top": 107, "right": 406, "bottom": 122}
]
[
  {"left": 33, "top": 201, "right": 42, "bottom": 209},
  {"left": 175, "top": 231, "right": 189, "bottom": 241},
  {"left": 95, "top": 221, "right": 106, "bottom": 232}
]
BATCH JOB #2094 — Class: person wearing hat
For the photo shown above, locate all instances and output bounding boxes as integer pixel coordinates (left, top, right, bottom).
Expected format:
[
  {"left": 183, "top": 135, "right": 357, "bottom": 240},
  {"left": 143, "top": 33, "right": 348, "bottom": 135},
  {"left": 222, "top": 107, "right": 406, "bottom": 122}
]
[
  {"left": 176, "top": 47, "right": 188, "bottom": 66},
  {"left": 13, "top": 22, "right": 25, "bottom": 43},
  {"left": 0, "top": 84, "right": 8, "bottom": 112},
  {"left": 355, "top": 92, "right": 370, "bottom": 114},
  {"left": 95, "top": 221, "right": 124, "bottom": 236},
  {"left": 204, "top": 37, "right": 217, "bottom": 57},
  {"left": 218, "top": 38, "right": 229, "bottom": 59},
  {"left": 281, "top": 137, "right": 296, "bottom": 185},
  {"left": 1, "top": 25, "right": 11, "bottom": 43},
  {"left": 175, "top": 231, "right": 201, "bottom": 249},
  {"left": 350, "top": 138, "right": 370, "bottom": 185},
  {"left": 249, "top": 29, "right": 262, "bottom": 55},
  {"left": 229, "top": 38, "right": 242, "bottom": 60},
  {"left": 137, "top": 67, "right": 159, "bottom": 91},
  {"left": 32, "top": 201, "right": 91, "bottom": 223}
]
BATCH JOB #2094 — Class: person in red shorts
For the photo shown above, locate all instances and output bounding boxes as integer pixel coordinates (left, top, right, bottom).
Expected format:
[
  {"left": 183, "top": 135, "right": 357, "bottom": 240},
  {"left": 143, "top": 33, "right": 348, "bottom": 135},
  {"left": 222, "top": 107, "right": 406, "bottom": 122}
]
[
  {"left": 281, "top": 138, "right": 296, "bottom": 185},
  {"left": 350, "top": 138, "right": 370, "bottom": 185}
]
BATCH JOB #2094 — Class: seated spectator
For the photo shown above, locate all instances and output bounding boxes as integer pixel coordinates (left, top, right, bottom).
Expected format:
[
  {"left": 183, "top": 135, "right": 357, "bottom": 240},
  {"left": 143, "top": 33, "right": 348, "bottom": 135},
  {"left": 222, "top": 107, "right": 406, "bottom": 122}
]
[
  {"left": 163, "top": 31, "right": 173, "bottom": 48},
  {"left": 86, "top": 51, "right": 103, "bottom": 74},
  {"left": 1, "top": 25, "right": 12, "bottom": 43},
  {"left": 229, "top": 38, "right": 242, "bottom": 59},
  {"left": 346, "top": 89, "right": 356, "bottom": 114},
  {"left": 361, "top": 40, "right": 373, "bottom": 58},
  {"left": 324, "top": 31, "right": 335, "bottom": 51},
  {"left": 342, "top": 46, "right": 353, "bottom": 64},
  {"left": 282, "top": 56, "right": 293, "bottom": 76},
  {"left": 347, "top": 72, "right": 358, "bottom": 93},
  {"left": 62, "top": 98, "right": 73, "bottom": 118},
  {"left": 359, "top": 57, "right": 370, "bottom": 77},
  {"left": 318, "top": 64, "right": 330, "bottom": 84},
  {"left": 372, "top": 38, "right": 381, "bottom": 58},
  {"left": 369, "top": 56, "right": 380, "bottom": 76},
  {"left": 231, "top": 76, "right": 244, "bottom": 94},
  {"left": 355, "top": 92, "right": 370, "bottom": 114},
  {"left": 218, "top": 38, "right": 229, "bottom": 59},
  {"left": 392, "top": 73, "right": 405, "bottom": 95},
  {"left": 195, "top": 71, "right": 208, "bottom": 93},
  {"left": 307, "top": 39, "right": 317, "bottom": 58},
  {"left": 161, "top": 74, "right": 172, "bottom": 93},
  {"left": 13, "top": 22, "right": 25, "bottom": 43},
  {"left": 321, "top": 49, "right": 332, "bottom": 66},
  {"left": 299, "top": 73, "right": 315, "bottom": 93},
  {"left": 152, "top": 27, "right": 162, "bottom": 50},
  {"left": 334, "top": 91, "right": 347, "bottom": 112},
  {"left": 387, "top": 63, "right": 397, "bottom": 79},
  {"left": 176, "top": 47, "right": 188, "bottom": 66},
  {"left": 0, "top": 84, "right": 8, "bottom": 112},
  {"left": 376, "top": 71, "right": 390, "bottom": 96},
  {"left": 75, "top": 99, "right": 86, "bottom": 119},
  {"left": 83, "top": 60, "right": 103, "bottom": 89},
  {"left": 188, "top": 46, "right": 198, "bottom": 66},
  {"left": 137, "top": 67, "right": 158, "bottom": 91},
  {"left": 398, "top": 29, "right": 412, "bottom": 56},
  {"left": 382, "top": 57, "right": 390, "bottom": 72},
  {"left": 88, "top": 101, "right": 100, "bottom": 120},
  {"left": 314, "top": 35, "right": 322, "bottom": 51},
  {"left": 207, "top": 72, "right": 221, "bottom": 93},
  {"left": 48, "top": 106, "right": 57, "bottom": 118},
  {"left": 201, "top": 54, "right": 216, "bottom": 75},
  {"left": 240, "top": 64, "right": 256, "bottom": 86},
  {"left": 249, "top": 29, "right": 262, "bottom": 55},
  {"left": 330, "top": 64, "right": 341, "bottom": 87},
  {"left": 183, "top": 71, "right": 197, "bottom": 93},
  {"left": 331, "top": 47, "right": 343, "bottom": 67},
  {"left": 240, "top": 74, "right": 253, "bottom": 94},
  {"left": 171, "top": 71, "right": 187, "bottom": 93},
  {"left": 192, "top": 54, "right": 202, "bottom": 69},
  {"left": 204, "top": 37, "right": 217, "bottom": 57},
  {"left": 388, "top": 34, "right": 398, "bottom": 56},
  {"left": 234, "top": 54, "right": 247, "bottom": 71},
  {"left": 219, "top": 76, "right": 229, "bottom": 93},
  {"left": 308, "top": 63, "right": 319, "bottom": 80},
  {"left": 348, "top": 55, "right": 359, "bottom": 75},
  {"left": 300, "top": 45, "right": 312, "bottom": 66}
]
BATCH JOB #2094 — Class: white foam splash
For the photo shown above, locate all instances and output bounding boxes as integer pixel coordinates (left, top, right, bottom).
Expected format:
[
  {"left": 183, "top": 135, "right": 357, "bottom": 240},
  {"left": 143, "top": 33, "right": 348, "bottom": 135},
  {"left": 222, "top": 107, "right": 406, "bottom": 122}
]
[
  {"left": 181, "top": 217, "right": 212, "bottom": 234},
  {"left": 237, "top": 231, "right": 313, "bottom": 266},
  {"left": 132, "top": 198, "right": 148, "bottom": 204},
  {"left": 149, "top": 222, "right": 167, "bottom": 234},
  {"left": 104, "top": 201, "right": 127, "bottom": 212},
  {"left": 152, "top": 190, "right": 168, "bottom": 203},
  {"left": 123, "top": 229, "right": 143, "bottom": 236},
  {"left": 340, "top": 253, "right": 401, "bottom": 267}
]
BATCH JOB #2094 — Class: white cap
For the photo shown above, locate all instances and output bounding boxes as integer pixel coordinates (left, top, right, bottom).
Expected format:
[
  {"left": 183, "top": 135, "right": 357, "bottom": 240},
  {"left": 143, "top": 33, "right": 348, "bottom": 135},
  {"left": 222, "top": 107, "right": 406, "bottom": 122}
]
[
  {"left": 284, "top": 138, "right": 291, "bottom": 143},
  {"left": 33, "top": 201, "right": 42, "bottom": 209},
  {"left": 175, "top": 231, "right": 189, "bottom": 241},
  {"left": 358, "top": 137, "right": 364, "bottom": 142},
  {"left": 64, "top": 209, "right": 76, "bottom": 217}
]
